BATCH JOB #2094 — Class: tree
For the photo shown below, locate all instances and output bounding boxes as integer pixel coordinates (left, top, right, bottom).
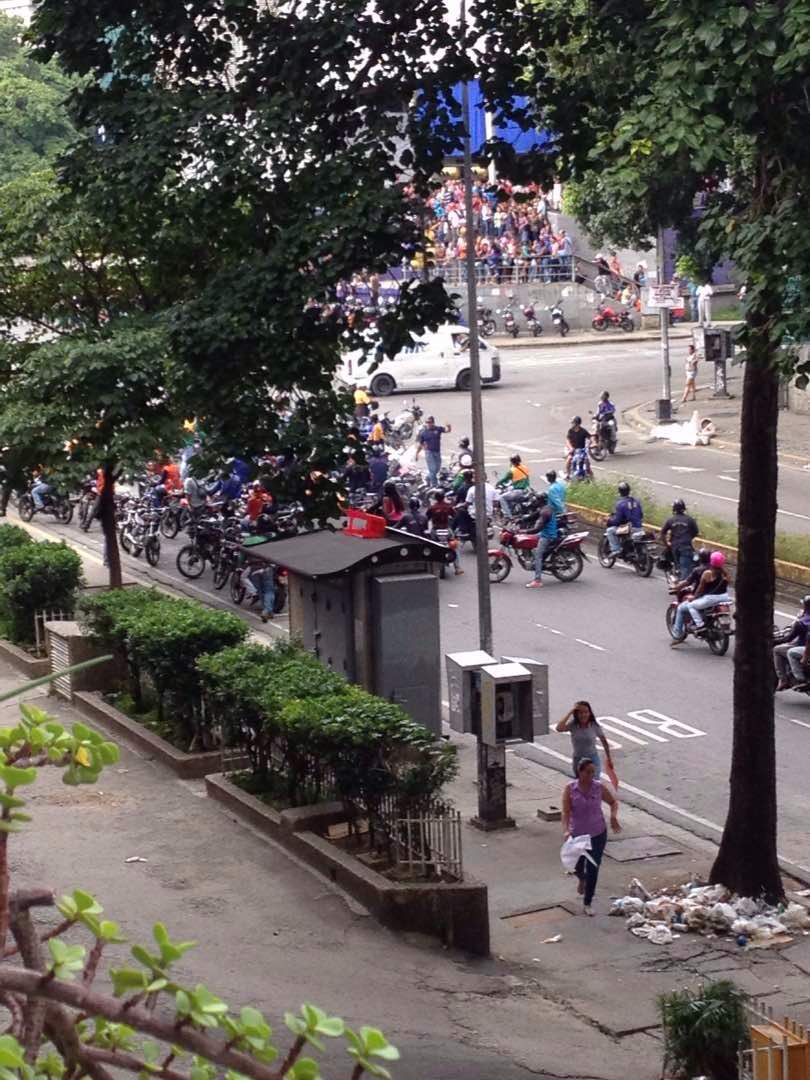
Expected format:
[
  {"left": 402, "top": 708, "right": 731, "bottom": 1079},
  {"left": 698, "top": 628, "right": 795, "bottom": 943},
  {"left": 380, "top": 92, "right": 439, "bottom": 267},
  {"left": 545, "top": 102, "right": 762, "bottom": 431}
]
[
  {"left": 0, "top": 665, "right": 401, "bottom": 1079},
  {"left": 482, "top": 0, "right": 810, "bottom": 899},
  {"left": 0, "top": 13, "right": 75, "bottom": 185}
]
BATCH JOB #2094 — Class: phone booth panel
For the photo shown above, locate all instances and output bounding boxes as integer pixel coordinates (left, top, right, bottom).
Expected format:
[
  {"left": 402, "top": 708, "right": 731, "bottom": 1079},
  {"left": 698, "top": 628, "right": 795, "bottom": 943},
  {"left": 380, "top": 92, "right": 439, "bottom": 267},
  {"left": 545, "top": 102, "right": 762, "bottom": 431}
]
[
  {"left": 445, "top": 650, "right": 497, "bottom": 734},
  {"left": 479, "top": 663, "right": 533, "bottom": 746}
]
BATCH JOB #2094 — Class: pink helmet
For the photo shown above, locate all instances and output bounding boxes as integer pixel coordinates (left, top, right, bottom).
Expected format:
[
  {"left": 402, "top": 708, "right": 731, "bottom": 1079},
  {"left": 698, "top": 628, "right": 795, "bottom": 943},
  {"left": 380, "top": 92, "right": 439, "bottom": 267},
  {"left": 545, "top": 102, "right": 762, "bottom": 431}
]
[{"left": 709, "top": 551, "right": 726, "bottom": 568}]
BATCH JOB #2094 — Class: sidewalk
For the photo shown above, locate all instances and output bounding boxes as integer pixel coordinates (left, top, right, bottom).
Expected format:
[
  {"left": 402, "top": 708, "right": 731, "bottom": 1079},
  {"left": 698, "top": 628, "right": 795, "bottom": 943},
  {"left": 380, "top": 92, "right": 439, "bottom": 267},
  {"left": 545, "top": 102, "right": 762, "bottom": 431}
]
[
  {"left": 492, "top": 326, "right": 693, "bottom": 351},
  {"left": 624, "top": 365, "right": 810, "bottom": 463}
]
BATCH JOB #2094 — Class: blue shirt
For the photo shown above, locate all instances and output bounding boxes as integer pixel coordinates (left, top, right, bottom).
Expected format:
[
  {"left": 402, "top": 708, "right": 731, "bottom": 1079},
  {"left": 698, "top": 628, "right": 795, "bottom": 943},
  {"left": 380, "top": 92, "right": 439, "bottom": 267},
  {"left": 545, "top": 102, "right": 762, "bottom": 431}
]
[
  {"left": 789, "top": 614, "right": 810, "bottom": 647},
  {"left": 547, "top": 480, "right": 567, "bottom": 515},
  {"left": 419, "top": 426, "right": 446, "bottom": 453},
  {"left": 610, "top": 496, "right": 643, "bottom": 528},
  {"left": 538, "top": 507, "right": 558, "bottom": 539}
]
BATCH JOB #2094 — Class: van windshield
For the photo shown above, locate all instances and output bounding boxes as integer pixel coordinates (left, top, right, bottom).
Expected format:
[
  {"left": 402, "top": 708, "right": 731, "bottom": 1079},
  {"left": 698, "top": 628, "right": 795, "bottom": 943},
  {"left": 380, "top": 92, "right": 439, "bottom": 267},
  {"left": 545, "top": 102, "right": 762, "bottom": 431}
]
[{"left": 451, "top": 333, "right": 486, "bottom": 352}]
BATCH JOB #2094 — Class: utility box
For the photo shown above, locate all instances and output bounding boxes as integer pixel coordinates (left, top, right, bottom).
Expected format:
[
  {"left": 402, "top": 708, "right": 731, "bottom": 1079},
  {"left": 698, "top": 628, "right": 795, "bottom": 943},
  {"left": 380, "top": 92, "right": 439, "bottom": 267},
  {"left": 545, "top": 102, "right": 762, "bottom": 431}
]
[
  {"left": 479, "top": 663, "right": 534, "bottom": 746},
  {"left": 45, "top": 621, "right": 123, "bottom": 700},
  {"left": 698, "top": 325, "right": 735, "bottom": 397},
  {"left": 445, "top": 650, "right": 497, "bottom": 735},
  {"left": 500, "top": 655, "right": 550, "bottom": 737},
  {"left": 244, "top": 530, "right": 452, "bottom": 735}
]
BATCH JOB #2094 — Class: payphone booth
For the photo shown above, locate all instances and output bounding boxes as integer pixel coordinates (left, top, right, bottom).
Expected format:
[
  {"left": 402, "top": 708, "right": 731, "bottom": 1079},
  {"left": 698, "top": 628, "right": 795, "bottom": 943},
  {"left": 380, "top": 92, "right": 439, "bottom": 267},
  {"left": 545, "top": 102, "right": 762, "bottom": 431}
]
[
  {"left": 471, "top": 662, "right": 533, "bottom": 830},
  {"left": 445, "top": 650, "right": 497, "bottom": 735},
  {"left": 500, "top": 656, "right": 549, "bottom": 737},
  {"left": 696, "top": 325, "right": 734, "bottom": 398}
]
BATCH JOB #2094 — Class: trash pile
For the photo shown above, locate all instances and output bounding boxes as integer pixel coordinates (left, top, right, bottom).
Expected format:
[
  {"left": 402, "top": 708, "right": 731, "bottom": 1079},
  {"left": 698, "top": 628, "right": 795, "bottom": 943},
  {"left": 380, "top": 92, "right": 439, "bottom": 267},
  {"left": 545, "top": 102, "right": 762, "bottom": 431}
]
[{"left": 610, "top": 879, "right": 810, "bottom": 948}]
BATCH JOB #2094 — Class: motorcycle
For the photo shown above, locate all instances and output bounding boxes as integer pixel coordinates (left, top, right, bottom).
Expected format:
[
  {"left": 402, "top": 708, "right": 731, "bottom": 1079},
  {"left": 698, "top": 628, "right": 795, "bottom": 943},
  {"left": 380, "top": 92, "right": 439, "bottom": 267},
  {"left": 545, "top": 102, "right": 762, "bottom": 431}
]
[
  {"left": 388, "top": 399, "right": 423, "bottom": 442},
  {"left": 521, "top": 302, "right": 544, "bottom": 337},
  {"left": 589, "top": 413, "right": 618, "bottom": 460},
  {"left": 597, "top": 526, "right": 656, "bottom": 577},
  {"left": 496, "top": 300, "right": 520, "bottom": 338},
  {"left": 476, "top": 305, "right": 496, "bottom": 338},
  {"left": 666, "top": 587, "right": 734, "bottom": 655},
  {"left": 772, "top": 614, "right": 810, "bottom": 695},
  {"left": 17, "top": 484, "right": 73, "bottom": 524},
  {"left": 592, "top": 303, "right": 635, "bottom": 333},
  {"left": 548, "top": 299, "right": 570, "bottom": 337},
  {"left": 567, "top": 446, "right": 593, "bottom": 482},
  {"left": 488, "top": 527, "right": 589, "bottom": 584}
]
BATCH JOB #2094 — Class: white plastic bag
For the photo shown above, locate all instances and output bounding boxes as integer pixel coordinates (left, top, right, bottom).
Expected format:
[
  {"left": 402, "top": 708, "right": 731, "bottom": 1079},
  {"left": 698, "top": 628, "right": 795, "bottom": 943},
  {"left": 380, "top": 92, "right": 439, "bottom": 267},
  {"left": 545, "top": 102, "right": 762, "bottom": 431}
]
[{"left": 560, "top": 834, "right": 595, "bottom": 873}]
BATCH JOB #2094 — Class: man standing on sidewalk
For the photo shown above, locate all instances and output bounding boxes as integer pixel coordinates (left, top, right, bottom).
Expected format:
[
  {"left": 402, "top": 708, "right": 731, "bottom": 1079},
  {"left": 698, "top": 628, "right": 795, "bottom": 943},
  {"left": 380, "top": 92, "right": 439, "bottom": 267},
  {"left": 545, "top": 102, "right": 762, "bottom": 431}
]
[{"left": 416, "top": 416, "right": 452, "bottom": 487}]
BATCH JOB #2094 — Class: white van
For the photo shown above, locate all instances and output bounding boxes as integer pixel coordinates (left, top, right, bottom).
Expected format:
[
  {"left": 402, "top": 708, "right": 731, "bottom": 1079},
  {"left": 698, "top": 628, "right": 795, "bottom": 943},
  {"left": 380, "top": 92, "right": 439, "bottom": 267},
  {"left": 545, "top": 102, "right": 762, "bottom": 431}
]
[{"left": 337, "top": 325, "right": 501, "bottom": 396}]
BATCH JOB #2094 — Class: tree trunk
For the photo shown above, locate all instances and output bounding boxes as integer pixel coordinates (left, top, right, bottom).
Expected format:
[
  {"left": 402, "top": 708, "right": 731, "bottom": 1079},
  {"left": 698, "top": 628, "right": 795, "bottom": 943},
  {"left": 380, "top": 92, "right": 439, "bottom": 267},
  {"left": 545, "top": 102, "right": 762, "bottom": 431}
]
[
  {"left": 100, "top": 462, "right": 122, "bottom": 590},
  {"left": 710, "top": 350, "right": 783, "bottom": 902}
]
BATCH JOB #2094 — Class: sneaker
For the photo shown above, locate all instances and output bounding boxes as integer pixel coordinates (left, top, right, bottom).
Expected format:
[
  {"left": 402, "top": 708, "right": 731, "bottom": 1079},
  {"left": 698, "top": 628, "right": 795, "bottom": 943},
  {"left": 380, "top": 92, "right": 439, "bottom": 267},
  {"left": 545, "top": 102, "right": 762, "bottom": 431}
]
[
  {"left": 776, "top": 678, "right": 792, "bottom": 692},
  {"left": 260, "top": 612, "right": 273, "bottom": 623},
  {"left": 454, "top": 566, "right": 464, "bottom": 576},
  {"left": 525, "top": 580, "right": 543, "bottom": 589},
  {"left": 670, "top": 638, "right": 685, "bottom": 648},
  {"left": 793, "top": 682, "right": 810, "bottom": 692},
  {"left": 583, "top": 904, "right": 594, "bottom": 917}
]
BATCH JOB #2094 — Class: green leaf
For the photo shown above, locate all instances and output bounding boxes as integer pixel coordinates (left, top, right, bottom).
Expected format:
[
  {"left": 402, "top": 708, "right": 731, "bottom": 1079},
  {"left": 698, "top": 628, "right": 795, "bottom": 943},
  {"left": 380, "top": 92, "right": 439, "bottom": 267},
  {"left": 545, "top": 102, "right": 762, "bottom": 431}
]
[
  {"left": 0, "top": 1036, "right": 25, "bottom": 1069},
  {"left": 0, "top": 763, "right": 36, "bottom": 788},
  {"left": 287, "top": 1058, "right": 321, "bottom": 1080}
]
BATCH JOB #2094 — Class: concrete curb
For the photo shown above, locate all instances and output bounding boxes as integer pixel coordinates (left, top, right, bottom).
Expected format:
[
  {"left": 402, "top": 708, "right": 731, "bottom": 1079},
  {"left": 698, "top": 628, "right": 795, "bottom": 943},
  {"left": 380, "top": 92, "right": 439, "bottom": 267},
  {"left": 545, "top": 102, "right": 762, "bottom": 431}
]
[
  {"left": 206, "top": 772, "right": 491, "bottom": 956},
  {"left": 0, "top": 638, "right": 50, "bottom": 679},
  {"left": 494, "top": 327, "right": 693, "bottom": 351},
  {"left": 623, "top": 399, "right": 810, "bottom": 467}
]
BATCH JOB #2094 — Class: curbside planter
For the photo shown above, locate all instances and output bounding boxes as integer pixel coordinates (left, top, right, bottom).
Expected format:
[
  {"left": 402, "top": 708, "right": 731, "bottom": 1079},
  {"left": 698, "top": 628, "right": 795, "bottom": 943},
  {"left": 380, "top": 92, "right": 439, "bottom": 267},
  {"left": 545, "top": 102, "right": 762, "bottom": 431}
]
[
  {"left": 0, "top": 638, "right": 50, "bottom": 678},
  {"left": 73, "top": 691, "right": 239, "bottom": 780},
  {"left": 206, "top": 773, "right": 490, "bottom": 957}
]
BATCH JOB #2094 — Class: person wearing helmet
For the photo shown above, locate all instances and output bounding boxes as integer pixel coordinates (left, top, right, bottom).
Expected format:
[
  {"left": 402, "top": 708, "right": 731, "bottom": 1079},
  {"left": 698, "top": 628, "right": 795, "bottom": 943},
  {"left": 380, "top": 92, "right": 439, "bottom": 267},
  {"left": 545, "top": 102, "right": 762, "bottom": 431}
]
[
  {"left": 674, "top": 547, "right": 711, "bottom": 593},
  {"left": 367, "top": 445, "right": 389, "bottom": 495},
  {"left": 426, "top": 489, "right": 463, "bottom": 575},
  {"left": 605, "top": 481, "right": 644, "bottom": 555},
  {"left": 660, "top": 499, "right": 700, "bottom": 580},
  {"left": 545, "top": 469, "right": 568, "bottom": 515},
  {"left": 497, "top": 454, "right": 531, "bottom": 517},
  {"left": 456, "top": 437, "right": 473, "bottom": 471},
  {"left": 774, "top": 595, "right": 810, "bottom": 691},
  {"left": 565, "top": 416, "right": 590, "bottom": 479},
  {"left": 671, "top": 550, "right": 732, "bottom": 644},
  {"left": 596, "top": 390, "right": 616, "bottom": 421},
  {"left": 397, "top": 496, "right": 428, "bottom": 538},
  {"left": 595, "top": 391, "right": 618, "bottom": 454},
  {"left": 526, "top": 491, "right": 557, "bottom": 589}
]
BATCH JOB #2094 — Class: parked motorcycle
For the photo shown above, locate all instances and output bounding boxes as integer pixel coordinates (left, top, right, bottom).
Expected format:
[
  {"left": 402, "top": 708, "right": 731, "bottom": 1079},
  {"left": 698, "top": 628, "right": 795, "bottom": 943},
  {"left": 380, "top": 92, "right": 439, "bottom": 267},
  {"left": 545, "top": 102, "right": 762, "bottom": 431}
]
[
  {"left": 496, "top": 300, "right": 520, "bottom": 338},
  {"left": 389, "top": 399, "right": 423, "bottom": 442},
  {"left": 590, "top": 413, "right": 618, "bottom": 460},
  {"left": 666, "top": 587, "right": 734, "bottom": 655},
  {"left": 597, "top": 526, "right": 656, "bottom": 577},
  {"left": 592, "top": 303, "right": 635, "bottom": 333},
  {"left": 488, "top": 527, "right": 589, "bottom": 584},
  {"left": 476, "top": 305, "right": 496, "bottom": 338},
  {"left": 17, "top": 484, "right": 73, "bottom": 524},
  {"left": 522, "top": 302, "right": 544, "bottom": 337},
  {"left": 548, "top": 299, "right": 570, "bottom": 337}
]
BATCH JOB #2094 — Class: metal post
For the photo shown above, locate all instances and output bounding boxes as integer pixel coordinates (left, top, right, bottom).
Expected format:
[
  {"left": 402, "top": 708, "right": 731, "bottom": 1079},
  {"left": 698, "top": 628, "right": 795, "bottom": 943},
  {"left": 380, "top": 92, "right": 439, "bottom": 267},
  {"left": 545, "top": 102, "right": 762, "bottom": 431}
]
[
  {"left": 460, "top": 0, "right": 493, "bottom": 657},
  {"left": 655, "top": 225, "right": 672, "bottom": 421}
]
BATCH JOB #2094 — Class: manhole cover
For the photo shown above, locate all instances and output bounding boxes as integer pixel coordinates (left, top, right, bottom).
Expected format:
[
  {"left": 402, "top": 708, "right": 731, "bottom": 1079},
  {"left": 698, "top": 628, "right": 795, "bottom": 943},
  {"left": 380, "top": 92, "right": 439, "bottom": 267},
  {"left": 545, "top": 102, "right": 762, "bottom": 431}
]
[
  {"left": 500, "top": 904, "right": 573, "bottom": 929},
  {"left": 605, "top": 835, "right": 682, "bottom": 862}
]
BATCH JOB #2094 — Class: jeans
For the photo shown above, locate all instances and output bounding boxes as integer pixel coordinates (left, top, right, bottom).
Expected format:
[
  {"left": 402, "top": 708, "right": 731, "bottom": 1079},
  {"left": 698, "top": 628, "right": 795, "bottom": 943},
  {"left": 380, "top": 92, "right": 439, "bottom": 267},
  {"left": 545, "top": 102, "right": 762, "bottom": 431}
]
[
  {"left": 576, "top": 829, "right": 608, "bottom": 907},
  {"left": 606, "top": 525, "right": 623, "bottom": 554},
  {"left": 247, "top": 568, "right": 276, "bottom": 616},
  {"left": 687, "top": 592, "right": 730, "bottom": 629},
  {"left": 499, "top": 489, "right": 526, "bottom": 517},
  {"left": 31, "top": 481, "right": 50, "bottom": 509},
  {"left": 774, "top": 643, "right": 809, "bottom": 682},
  {"left": 672, "top": 600, "right": 691, "bottom": 638},
  {"left": 674, "top": 546, "right": 694, "bottom": 580},
  {"left": 533, "top": 535, "right": 552, "bottom": 580},
  {"left": 424, "top": 450, "right": 442, "bottom": 487}
]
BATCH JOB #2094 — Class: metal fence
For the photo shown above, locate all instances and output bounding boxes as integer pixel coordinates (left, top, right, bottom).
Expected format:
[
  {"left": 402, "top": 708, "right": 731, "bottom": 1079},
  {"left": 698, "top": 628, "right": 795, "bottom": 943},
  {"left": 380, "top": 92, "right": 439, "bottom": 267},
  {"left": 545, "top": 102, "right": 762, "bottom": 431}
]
[
  {"left": 737, "top": 996, "right": 809, "bottom": 1080},
  {"left": 428, "top": 259, "right": 576, "bottom": 288},
  {"left": 376, "top": 792, "right": 463, "bottom": 881},
  {"left": 33, "top": 608, "right": 74, "bottom": 657}
]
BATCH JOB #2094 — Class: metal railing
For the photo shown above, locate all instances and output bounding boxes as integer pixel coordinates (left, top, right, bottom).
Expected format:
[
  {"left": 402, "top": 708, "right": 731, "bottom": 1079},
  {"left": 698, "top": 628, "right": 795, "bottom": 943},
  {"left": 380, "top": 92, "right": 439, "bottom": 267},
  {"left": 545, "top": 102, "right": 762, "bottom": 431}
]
[
  {"left": 376, "top": 792, "right": 464, "bottom": 881},
  {"left": 34, "top": 609, "right": 73, "bottom": 658},
  {"left": 428, "top": 259, "right": 575, "bottom": 288}
]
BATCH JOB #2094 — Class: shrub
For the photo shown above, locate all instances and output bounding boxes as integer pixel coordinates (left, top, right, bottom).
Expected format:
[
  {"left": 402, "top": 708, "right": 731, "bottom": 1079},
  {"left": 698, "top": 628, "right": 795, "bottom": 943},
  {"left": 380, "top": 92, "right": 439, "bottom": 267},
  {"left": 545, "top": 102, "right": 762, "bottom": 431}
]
[
  {"left": 0, "top": 541, "right": 83, "bottom": 644},
  {"left": 659, "top": 980, "right": 747, "bottom": 1080},
  {"left": 80, "top": 587, "right": 165, "bottom": 707},
  {"left": 0, "top": 523, "right": 32, "bottom": 551}
]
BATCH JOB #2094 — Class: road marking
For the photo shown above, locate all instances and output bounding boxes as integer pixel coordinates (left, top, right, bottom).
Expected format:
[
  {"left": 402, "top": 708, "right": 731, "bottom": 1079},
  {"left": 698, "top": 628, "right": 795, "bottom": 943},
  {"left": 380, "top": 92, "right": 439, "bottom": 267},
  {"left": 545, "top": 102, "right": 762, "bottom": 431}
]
[
  {"left": 487, "top": 439, "right": 545, "bottom": 453},
  {"left": 717, "top": 475, "right": 738, "bottom": 483},
  {"left": 575, "top": 638, "right": 606, "bottom": 652},
  {"left": 535, "top": 623, "right": 564, "bottom": 636},
  {"left": 777, "top": 712, "right": 810, "bottom": 730},
  {"left": 598, "top": 723, "right": 647, "bottom": 745},
  {"left": 626, "top": 708, "right": 707, "bottom": 739},
  {"left": 669, "top": 466, "right": 704, "bottom": 473},
  {"left": 599, "top": 715, "right": 668, "bottom": 742},
  {"left": 775, "top": 609, "right": 797, "bottom": 619}
]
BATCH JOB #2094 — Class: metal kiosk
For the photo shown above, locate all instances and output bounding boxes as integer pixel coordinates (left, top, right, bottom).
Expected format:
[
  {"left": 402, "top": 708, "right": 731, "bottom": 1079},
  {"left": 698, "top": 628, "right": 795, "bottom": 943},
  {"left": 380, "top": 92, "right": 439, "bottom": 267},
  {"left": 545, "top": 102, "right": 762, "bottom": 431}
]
[
  {"left": 696, "top": 325, "right": 735, "bottom": 398},
  {"left": 242, "top": 529, "right": 452, "bottom": 735},
  {"left": 445, "top": 650, "right": 497, "bottom": 735},
  {"left": 471, "top": 661, "right": 534, "bottom": 830}
]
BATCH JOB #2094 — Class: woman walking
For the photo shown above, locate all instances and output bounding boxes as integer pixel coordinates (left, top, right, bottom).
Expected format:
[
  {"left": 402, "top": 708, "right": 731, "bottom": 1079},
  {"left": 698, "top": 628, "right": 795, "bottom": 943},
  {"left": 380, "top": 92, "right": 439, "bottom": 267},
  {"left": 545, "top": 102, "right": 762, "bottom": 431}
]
[
  {"left": 555, "top": 701, "right": 614, "bottom": 780},
  {"left": 562, "top": 758, "right": 621, "bottom": 914},
  {"left": 681, "top": 344, "right": 699, "bottom": 404}
]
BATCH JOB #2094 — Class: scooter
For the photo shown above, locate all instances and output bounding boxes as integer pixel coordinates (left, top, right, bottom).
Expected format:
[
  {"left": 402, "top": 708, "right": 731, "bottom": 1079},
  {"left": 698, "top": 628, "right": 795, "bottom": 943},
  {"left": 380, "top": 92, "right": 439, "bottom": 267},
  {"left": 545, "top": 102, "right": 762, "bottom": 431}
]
[
  {"left": 522, "top": 302, "right": 544, "bottom": 337},
  {"left": 496, "top": 300, "right": 520, "bottom": 338},
  {"left": 488, "top": 527, "right": 589, "bottom": 584},
  {"left": 592, "top": 302, "right": 635, "bottom": 332},
  {"left": 548, "top": 299, "right": 570, "bottom": 337},
  {"left": 666, "top": 587, "right": 734, "bottom": 655}
]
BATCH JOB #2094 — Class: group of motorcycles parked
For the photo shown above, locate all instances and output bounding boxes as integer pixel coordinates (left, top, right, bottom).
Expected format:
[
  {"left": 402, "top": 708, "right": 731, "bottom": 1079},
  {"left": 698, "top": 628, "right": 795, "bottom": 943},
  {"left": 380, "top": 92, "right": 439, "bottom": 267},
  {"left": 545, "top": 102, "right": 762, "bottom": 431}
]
[{"left": 477, "top": 298, "right": 570, "bottom": 339}]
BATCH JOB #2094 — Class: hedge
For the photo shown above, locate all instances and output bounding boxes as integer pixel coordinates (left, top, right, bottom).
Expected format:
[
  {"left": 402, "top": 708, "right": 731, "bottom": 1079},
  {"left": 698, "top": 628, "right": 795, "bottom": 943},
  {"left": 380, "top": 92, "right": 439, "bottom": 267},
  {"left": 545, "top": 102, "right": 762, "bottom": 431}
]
[
  {"left": 0, "top": 524, "right": 33, "bottom": 552},
  {"left": 0, "top": 541, "right": 83, "bottom": 644}
]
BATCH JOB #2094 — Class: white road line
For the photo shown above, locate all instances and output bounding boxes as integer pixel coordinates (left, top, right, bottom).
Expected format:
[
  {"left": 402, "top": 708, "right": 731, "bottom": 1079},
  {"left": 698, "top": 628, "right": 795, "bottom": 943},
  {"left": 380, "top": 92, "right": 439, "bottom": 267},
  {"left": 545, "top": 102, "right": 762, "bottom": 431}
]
[
  {"left": 599, "top": 716, "right": 669, "bottom": 742},
  {"left": 777, "top": 712, "right": 810, "bottom": 730},
  {"left": 717, "top": 475, "right": 738, "bottom": 483},
  {"left": 775, "top": 609, "right": 797, "bottom": 619},
  {"left": 530, "top": 743, "right": 615, "bottom": 777},
  {"left": 536, "top": 623, "right": 564, "bottom": 636},
  {"left": 669, "top": 466, "right": 704, "bottom": 473},
  {"left": 575, "top": 638, "right": 607, "bottom": 652},
  {"left": 598, "top": 723, "right": 647, "bottom": 745}
]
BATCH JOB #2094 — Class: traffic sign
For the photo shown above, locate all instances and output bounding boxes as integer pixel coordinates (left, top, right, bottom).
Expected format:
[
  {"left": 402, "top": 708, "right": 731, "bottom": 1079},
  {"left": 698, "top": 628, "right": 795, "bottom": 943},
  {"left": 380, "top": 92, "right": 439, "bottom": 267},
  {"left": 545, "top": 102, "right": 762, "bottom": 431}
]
[{"left": 645, "top": 284, "right": 681, "bottom": 309}]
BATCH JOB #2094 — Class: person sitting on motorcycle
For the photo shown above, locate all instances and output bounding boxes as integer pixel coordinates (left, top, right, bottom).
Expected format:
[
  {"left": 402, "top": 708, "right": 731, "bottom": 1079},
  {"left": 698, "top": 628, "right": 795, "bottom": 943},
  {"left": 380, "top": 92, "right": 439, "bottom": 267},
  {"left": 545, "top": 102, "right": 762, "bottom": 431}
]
[
  {"left": 671, "top": 551, "right": 732, "bottom": 645},
  {"left": 454, "top": 437, "right": 474, "bottom": 471},
  {"left": 31, "top": 468, "right": 51, "bottom": 511},
  {"left": 565, "top": 417, "right": 591, "bottom": 479},
  {"left": 398, "top": 496, "right": 428, "bottom": 538},
  {"left": 427, "top": 490, "right": 463, "bottom": 575},
  {"left": 453, "top": 468, "right": 474, "bottom": 501},
  {"left": 596, "top": 390, "right": 616, "bottom": 422},
  {"left": 497, "top": 455, "right": 531, "bottom": 517},
  {"left": 545, "top": 470, "right": 568, "bottom": 515},
  {"left": 367, "top": 445, "right": 389, "bottom": 494},
  {"left": 605, "top": 481, "right": 643, "bottom": 556},
  {"left": 673, "top": 547, "right": 710, "bottom": 593},
  {"left": 774, "top": 595, "right": 810, "bottom": 691},
  {"left": 343, "top": 455, "right": 370, "bottom": 496},
  {"left": 660, "top": 499, "right": 699, "bottom": 581},
  {"left": 382, "top": 480, "right": 405, "bottom": 525},
  {"left": 526, "top": 492, "right": 557, "bottom": 589},
  {"left": 368, "top": 414, "right": 385, "bottom": 446}
]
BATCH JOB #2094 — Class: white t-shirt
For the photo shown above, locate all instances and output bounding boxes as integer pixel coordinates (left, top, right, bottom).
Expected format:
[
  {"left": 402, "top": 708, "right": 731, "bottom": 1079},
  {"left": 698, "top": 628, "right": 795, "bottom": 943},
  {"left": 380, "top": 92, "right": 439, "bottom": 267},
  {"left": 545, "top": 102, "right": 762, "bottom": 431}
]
[
  {"left": 466, "top": 483, "right": 497, "bottom": 517},
  {"left": 685, "top": 352, "right": 698, "bottom": 377}
]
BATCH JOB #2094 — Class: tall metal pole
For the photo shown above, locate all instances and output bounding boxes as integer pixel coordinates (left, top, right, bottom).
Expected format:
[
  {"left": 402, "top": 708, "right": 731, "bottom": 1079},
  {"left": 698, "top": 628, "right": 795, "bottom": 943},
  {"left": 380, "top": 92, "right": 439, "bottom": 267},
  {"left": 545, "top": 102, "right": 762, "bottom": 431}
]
[
  {"left": 656, "top": 225, "right": 672, "bottom": 421},
  {"left": 460, "top": 0, "right": 493, "bottom": 657}
]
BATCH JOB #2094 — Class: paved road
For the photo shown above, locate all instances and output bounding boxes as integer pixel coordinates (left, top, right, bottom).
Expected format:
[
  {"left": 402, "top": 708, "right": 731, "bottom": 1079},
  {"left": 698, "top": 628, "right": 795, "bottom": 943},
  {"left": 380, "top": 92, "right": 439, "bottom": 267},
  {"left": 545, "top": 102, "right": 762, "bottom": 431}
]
[{"left": 22, "top": 338, "right": 810, "bottom": 877}]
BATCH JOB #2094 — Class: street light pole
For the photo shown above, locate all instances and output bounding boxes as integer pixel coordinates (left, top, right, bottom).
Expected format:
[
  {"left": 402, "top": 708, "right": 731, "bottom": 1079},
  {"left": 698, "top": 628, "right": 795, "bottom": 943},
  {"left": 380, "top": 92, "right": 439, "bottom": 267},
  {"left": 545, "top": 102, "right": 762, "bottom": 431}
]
[
  {"left": 460, "top": 1, "right": 493, "bottom": 658},
  {"left": 656, "top": 225, "right": 672, "bottom": 421}
]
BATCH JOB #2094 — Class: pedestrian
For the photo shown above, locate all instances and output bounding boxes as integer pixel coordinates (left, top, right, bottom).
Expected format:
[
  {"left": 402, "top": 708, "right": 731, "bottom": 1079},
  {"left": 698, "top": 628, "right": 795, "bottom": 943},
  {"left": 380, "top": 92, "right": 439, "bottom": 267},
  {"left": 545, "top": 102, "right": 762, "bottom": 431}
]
[
  {"left": 681, "top": 344, "right": 699, "bottom": 402},
  {"left": 561, "top": 758, "right": 621, "bottom": 915},
  {"left": 555, "top": 701, "right": 614, "bottom": 779},
  {"left": 416, "top": 416, "right": 452, "bottom": 487},
  {"left": 697, "top": 281, "right": 713, "bottom": 325},
  {"left": 245, "top": 559, "right": 277, "bottom": 623}
]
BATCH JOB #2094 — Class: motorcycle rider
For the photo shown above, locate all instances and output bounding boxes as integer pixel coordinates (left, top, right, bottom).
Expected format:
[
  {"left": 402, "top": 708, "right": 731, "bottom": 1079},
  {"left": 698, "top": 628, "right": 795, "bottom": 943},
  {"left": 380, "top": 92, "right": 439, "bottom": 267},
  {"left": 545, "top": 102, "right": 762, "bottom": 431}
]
[
  {"left": 31, "top": 467, "right": 51, "bottom": 511},
  {"left": 605, "top": 481, "right": 643, "bottom": 556},
  {"left": 594, "top": 391, "right": 618, "bottom": 452},
  {"left": 671, "top": 551, "right": 732, "bottom": 645},
  {"left": 673, "top": 547, "right": 711, "bottom": 593},
  {"left": 497, "top": 454, "right": 531, "bottom": 517},
  {"left": 427, "top": 489, "right": 463, "bottom": 575},
  {"left": 774, "top": 595, "right": 810, "bottom": 691},
  {"left": 526, "top": 492, "right": 557, "bottom": 590},
  {"left": 545, "top": 470, "right": 568, "bottom": 515},
  {"left": 660, "top": 499, "right": 700, "bottom": 580},
  {"left": 565, "top": 416, "right": 591, "bottom": 479},
  {"left": 454, "top": 437, "right": 474, "bottom": 471},
  {"left": 398, "top": 496, "right": 428, "bottom": 538},
  {"left": 367, "top": 445, "right": 389, "bottom": 495}
]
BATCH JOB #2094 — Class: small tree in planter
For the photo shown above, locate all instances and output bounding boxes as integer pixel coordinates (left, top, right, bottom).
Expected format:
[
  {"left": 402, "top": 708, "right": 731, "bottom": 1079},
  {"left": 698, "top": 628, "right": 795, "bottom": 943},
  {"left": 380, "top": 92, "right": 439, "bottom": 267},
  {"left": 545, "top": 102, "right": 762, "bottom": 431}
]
[
  {"left": 0, "top": 540, "right": 83, "bottom": 645},
  {"left": 659, "top": 980, "right": 747, "bottom": 1080}
]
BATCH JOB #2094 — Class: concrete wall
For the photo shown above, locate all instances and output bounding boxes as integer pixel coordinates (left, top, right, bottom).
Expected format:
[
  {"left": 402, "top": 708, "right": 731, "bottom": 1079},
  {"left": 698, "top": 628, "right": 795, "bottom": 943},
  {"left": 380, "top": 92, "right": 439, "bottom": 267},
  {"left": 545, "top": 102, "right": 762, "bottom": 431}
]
[
  {"left": 788, "top": 350, "right": 810, "bottom": 415},
  {"left": 455, "top": 280, "right": 632, "bottom": 333}
]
